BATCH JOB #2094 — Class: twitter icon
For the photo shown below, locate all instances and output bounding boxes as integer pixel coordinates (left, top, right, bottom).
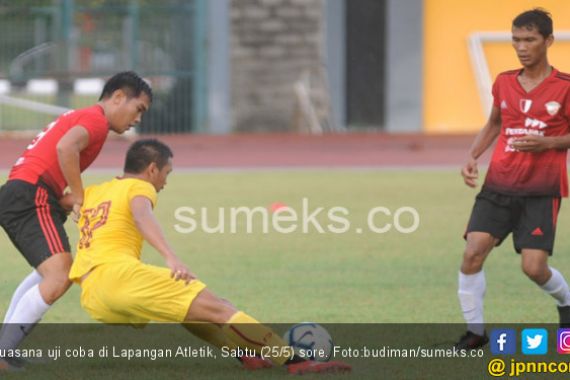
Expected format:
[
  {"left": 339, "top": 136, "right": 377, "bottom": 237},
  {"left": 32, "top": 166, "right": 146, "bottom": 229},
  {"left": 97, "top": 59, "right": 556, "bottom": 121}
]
[{"left": 522, "top": 329, "right": 548, "bottom": 355}]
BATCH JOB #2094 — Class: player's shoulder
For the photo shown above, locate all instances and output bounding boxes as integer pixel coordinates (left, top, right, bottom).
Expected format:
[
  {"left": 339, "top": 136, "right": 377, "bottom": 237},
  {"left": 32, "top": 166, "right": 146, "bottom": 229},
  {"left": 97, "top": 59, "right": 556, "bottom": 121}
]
[
  {"left": 73, "top": 104, "right": 102, "bottom": 114},
  {"left": 493, "top": 69, "right": 520, "bottom": 88},
  {"left": 85, "top": 178, "right": 152, "bottom": 206},
  {"left": 554, "top": 70, "right": 570, "bottom": 82},
  {"left": 114, "top": 177, "right": 156, "bottom": 197},
  {"left": 62, "top": 105, "right": 106, "bottom": 128},
  {"left": 85, "top": 178, "right": 114, "bottom": 196}
]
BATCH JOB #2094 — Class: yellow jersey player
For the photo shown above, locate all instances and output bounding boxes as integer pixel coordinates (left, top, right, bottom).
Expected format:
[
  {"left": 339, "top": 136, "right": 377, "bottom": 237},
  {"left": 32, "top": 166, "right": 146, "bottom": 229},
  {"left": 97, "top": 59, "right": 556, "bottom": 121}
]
[{"left": 68, "top": 139, "right": 351, "bottom": 375}]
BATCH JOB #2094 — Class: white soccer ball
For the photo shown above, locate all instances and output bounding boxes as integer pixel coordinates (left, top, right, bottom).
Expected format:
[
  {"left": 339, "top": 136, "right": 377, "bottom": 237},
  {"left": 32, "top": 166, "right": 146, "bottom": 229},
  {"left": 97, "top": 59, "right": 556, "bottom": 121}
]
[{"left": 283, "top": 322, "right": 333, "bottom": 362}]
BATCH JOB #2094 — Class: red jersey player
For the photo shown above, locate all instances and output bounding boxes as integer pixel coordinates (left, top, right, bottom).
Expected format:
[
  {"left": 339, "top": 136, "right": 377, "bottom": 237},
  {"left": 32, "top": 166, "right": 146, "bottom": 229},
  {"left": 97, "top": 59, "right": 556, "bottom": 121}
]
[
  {"left": 0, "top": 72, "right": 152, "bottom": 370},
  {"left": 455, "top": 9, "right": 570, "bottom": 351}
]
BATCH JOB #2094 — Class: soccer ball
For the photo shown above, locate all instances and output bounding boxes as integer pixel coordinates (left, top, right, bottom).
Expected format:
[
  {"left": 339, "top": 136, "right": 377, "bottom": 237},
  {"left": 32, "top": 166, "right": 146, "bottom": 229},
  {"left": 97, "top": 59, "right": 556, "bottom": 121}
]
[{"left": 283, "top": 322, "right": 333, "bottom": 362}]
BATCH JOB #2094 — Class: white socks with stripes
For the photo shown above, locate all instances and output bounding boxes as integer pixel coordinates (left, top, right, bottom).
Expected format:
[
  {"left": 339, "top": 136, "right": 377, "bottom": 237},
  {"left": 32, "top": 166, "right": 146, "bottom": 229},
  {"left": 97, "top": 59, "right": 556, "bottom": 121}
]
[{"left": 458, "top": 270, "right": 486, "bottom": 336}]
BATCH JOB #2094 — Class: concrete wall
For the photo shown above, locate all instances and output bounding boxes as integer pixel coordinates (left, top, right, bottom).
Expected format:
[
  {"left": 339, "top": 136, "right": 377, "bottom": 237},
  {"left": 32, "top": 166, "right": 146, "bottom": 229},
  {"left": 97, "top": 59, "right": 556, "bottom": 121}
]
[{"left": 230, "top": 0, "right": 325, "bottom": 132}]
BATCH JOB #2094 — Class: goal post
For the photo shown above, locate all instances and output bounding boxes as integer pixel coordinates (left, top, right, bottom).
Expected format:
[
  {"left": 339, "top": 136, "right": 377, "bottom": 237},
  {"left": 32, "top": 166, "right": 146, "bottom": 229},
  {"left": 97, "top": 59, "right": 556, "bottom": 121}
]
[{"left": 467, "top": 31, "right": 570, "bottom": 116}]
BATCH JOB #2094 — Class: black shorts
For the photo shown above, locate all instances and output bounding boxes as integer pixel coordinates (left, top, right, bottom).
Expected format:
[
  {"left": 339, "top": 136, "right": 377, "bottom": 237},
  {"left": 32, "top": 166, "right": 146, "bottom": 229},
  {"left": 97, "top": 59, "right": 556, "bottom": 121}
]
[
  {"left": 0, "top": 180, "right": 70, "bottom": 268},
  {"left": 465, "top": 189, "right": 561, "bottom": 255}
]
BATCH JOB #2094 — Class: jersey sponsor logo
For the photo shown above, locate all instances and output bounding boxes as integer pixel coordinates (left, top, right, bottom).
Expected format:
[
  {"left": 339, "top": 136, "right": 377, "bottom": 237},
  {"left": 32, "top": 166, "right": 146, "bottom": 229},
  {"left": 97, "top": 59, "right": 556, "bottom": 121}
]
[
  {"left": 524, "top": 117, "right": 548, "bottom": 129},
  {"left": 545, "top": 101, "right": 561, "bottom": 116},
  {"left": 500, "top": 100, "right": 508, "bottom": 109},
  {"left": 520, "top": 99, "right": 532, "bottom": 114},
  {"left": 505, "top": 128, "right": 544, "bottom": 136},
  {"left": 505, "top": 128, "right": 545, "bottom": 152}
]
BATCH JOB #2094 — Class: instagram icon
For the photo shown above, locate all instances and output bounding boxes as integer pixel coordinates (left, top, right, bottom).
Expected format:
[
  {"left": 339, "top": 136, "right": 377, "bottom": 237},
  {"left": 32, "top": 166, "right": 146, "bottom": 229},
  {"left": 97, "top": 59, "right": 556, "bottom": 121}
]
[{"left": 557, "top": 329, "right": 570, "bottom": 354}]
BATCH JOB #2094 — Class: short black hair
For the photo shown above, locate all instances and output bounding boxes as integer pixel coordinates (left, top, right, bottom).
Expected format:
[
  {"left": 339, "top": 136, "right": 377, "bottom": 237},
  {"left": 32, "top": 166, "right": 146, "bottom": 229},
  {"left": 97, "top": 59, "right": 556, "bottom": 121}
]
[
  {"left": 99, "top": 71, "right": 153, "bottom": 102},
  {"left": 513, "top": 8, "right": 553, "bottom": 39},
  {"left": 124, "top": 139, "right": 173, "bottom": 174}
]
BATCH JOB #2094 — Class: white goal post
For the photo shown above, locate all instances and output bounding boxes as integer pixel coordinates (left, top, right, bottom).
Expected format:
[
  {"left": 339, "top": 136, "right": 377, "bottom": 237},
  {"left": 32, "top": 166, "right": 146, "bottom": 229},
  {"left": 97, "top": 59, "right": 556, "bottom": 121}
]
[
  {"left": 0, "top": 94, "right": 70, "bottom": 116},
  {"left": 467, "top": 31, "right": 570, "bottom": 116}
]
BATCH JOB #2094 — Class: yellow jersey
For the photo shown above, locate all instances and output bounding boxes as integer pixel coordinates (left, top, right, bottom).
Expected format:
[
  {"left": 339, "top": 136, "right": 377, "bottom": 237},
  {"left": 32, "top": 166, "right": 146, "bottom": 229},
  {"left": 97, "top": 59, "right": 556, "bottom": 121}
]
[{"left": 69, "top": 177, "right": 157, "bottom": 282}]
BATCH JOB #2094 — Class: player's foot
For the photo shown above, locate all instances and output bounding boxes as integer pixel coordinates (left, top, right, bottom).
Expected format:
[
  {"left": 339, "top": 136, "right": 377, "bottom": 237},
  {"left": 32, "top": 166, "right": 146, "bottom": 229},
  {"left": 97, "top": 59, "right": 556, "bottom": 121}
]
[
  {"left": 558, "top": 305, "right": 570, "bottom": 327},
  {"left": 454, "top": 330, "right": 489, "bottom": 350},
  {"left": 287, "top": 360, "right": 352, "bottom": 375},
  {"left": 241, "top": 356, "right": 273, "bottom": 370}
]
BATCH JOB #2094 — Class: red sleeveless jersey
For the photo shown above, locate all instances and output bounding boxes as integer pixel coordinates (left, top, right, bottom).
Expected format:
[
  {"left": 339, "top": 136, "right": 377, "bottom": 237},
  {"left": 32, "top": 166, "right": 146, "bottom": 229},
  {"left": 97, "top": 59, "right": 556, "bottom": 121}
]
[
  {"left": 9, "top": 105, "right": 109, "bottom": 198},
  {"left": 484, "top": 68, "right": 570, "bottom": 197}
]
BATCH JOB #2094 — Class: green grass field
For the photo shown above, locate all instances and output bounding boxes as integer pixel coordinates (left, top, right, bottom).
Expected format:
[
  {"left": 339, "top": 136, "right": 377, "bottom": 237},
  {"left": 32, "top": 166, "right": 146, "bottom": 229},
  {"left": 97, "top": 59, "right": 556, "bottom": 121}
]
[{"left": 2, "top": 169, "right": 570, "bottom": 379}]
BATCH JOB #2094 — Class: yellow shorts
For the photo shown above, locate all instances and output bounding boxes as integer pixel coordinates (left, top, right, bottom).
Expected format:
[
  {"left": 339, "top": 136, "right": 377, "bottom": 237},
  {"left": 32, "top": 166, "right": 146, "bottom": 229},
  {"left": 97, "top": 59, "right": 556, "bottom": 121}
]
[{"left": 80, "top": 260, "right": 207, "bottom": 324}]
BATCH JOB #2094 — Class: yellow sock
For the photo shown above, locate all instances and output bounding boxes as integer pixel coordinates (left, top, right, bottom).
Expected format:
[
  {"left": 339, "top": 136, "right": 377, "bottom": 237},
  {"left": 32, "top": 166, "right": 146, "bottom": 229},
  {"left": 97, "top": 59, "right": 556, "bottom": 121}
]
[
  {"left": 183, "top": 322, "right": 238, "bottom": 350},
  {"left": 222, "top": 311, "right": 290, "bottom": 366}
]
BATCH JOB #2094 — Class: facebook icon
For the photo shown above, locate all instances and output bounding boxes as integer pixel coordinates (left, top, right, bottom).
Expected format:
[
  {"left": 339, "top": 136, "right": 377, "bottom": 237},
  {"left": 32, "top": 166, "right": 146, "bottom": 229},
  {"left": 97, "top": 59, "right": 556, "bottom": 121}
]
[{"left": 490, "top": 329, "right": 516, "bottom": 355}]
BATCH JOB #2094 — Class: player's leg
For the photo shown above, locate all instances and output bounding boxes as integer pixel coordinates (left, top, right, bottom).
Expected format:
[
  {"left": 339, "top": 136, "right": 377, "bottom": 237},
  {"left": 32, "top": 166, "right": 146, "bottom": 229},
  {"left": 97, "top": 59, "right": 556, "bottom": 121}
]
[
  {"left": 520, "top": 250, "right": 570, "bottom": 325},
  {"left": 516, "top": 196, "right": 570, "bottom": 326},
  {"left": 81, "top": 262, "right": 350, "bottom": 373},
  {"left": 0, "top": 254, "right": 72, "bottom": 348},
  {"left": 0, "top": 270, "right": 43, "bottom": 371},
  {"left": 456, "top": 232, "right": 495, "bottom": 348},
  {"left": 80, "top": 263, "right": 272, "bottom": 370},
  {"left": 2, "top": 270, "right": 42, "bottom": 324},
  {"left": 185, "top": 288, "right": 351, "bottom": 374},
  {"left": 183, "top": 322, "right": 274, "bottom": 370},
  {"left": 521, "top": 249, "right": 552, "bottom": 284},
  {"left": 0, "top": 183, "right": 72, "bottom": 356},
  {"left": 456, "top": 190, "right": 511, "bottom": 349},
  {"left": 185, "top": 288, "right": 290, "bottom": 365}
]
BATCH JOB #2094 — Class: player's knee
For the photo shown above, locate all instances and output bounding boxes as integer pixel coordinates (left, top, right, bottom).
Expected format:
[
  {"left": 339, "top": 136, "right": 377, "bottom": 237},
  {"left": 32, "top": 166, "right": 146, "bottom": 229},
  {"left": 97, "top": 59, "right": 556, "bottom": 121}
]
[
  {"left": 186, "top": 288, "right": 238, "bottom": 323},
  {"left": 210, "top": 303, "right": 238, "bottom": 324},
  {"left": 522, "top": 263, "right": 549, "bottom": 284},
  {"left": 41, "top": 276, "right": 71, "bottom": 304},
  {"left": 462, "top": 247, "right": 486, "bottom": 270}
]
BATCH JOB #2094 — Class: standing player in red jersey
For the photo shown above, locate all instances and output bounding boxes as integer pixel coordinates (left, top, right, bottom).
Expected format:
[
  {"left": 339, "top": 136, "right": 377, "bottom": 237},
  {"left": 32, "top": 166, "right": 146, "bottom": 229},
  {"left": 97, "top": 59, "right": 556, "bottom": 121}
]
[
  {"left": 455, "top": 9, "right": 570, "bottom": 350},
  {"left": 0, "top": 71, "right": 152, "bottom": 369}
]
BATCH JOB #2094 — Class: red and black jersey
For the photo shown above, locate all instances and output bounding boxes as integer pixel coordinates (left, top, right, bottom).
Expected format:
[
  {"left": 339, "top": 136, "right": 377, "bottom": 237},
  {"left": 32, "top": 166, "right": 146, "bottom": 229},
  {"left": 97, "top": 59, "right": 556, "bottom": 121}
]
[
  {"left": 9, "top": 105, "right": 109, "bottom": 198},
  {"left": 484, "top": 68, "right": 570, "bottom": 197}
]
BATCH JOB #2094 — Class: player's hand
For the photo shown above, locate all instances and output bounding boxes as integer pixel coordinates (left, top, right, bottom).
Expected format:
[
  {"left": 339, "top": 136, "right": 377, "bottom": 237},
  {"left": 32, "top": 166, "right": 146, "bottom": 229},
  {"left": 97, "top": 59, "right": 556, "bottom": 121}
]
[
  {"left": 72, "top": 202, "right": 82, "bottom": 223},
  {"left": 461, "top": 159, "right": 479, "bottom": 188},
  {"left": 510, "top": 135, "right": 553, "bottom": 152},
  {"left": 166, "top": 256, "right": 196, "bottom": 285}
]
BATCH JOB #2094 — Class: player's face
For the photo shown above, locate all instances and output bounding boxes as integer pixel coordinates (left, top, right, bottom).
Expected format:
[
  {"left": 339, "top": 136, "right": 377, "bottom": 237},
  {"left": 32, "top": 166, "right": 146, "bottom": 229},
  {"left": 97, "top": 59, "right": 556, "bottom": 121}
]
[
  {"left": 151, "top": 158, "right": 172, "bottom": 192},
  {"left": 511, "top": 26, "right": 552, "bottom": 68},
  {"left": 109, "top": 91, "right": 151, "bottom": 134}
]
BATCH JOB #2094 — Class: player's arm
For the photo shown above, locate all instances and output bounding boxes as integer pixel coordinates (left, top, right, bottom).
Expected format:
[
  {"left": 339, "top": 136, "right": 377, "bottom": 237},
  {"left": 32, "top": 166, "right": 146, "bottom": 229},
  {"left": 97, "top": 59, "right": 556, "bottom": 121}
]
[
  {"left": 130, "top": 195, "right": 195, "bottom": 284},
  {"left": 511, "top": 134, "right": 570, "bottom": 152},
  {"left": 57, "top": 126, "right": 90, "bottom": 220},
  {"left": 461, "top": 106, "right": 502, "bottom": 188}
]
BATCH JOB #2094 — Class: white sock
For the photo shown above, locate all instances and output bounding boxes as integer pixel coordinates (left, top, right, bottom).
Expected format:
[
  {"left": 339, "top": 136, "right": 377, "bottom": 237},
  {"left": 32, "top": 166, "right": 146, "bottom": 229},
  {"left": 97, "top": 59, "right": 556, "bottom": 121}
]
[
  {"left": 3, "top": 270, "right": 42, "bottom": 324},
  {"left": 540, "top": 267, "right": 570, "bottom": 306},
  {"left": 458, "top": 270, "right": 486, "bottom": 336},
  {"left": 0, "top": 284, "right": 50, "bottom": 350}
]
